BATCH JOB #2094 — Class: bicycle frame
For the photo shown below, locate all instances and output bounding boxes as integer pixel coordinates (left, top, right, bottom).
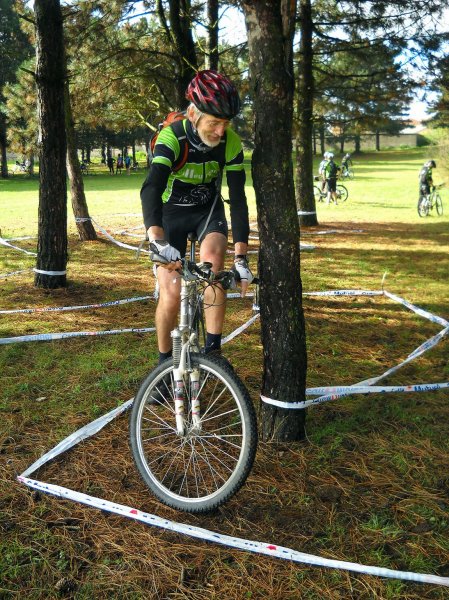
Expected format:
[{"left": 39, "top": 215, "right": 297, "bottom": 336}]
[
  {"left": 131, "top": 240, "right": 258, "bottom": 511},
  {"left": 159, "top": 238, "right": 218, "bottom": 436},
  {"left": 172, "top": 259, "right": 203, "bottom": 434}
]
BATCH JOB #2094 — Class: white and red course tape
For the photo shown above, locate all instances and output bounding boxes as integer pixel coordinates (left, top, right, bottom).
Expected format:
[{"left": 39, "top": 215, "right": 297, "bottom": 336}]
[{"left": 17, "top": 397, "right": 449, "bottom": 588}]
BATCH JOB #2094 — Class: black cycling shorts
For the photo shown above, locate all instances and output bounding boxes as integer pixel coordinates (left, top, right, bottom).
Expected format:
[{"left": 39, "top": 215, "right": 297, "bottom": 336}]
[
  {"left": 326, "top": 177, "right": 337, "bottom": 192},
  {"left": 162, "top": 199, "right": 228, "bottom": 257}
]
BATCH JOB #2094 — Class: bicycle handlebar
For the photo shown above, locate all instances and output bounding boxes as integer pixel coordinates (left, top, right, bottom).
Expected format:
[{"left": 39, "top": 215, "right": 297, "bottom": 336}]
[{"left": 150, "top": 253, "right": 259, "bottom": 291}]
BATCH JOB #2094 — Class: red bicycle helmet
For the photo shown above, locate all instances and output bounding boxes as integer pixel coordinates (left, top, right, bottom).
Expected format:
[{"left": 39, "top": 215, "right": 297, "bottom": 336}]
[{"left": 186, "top": 70, "right": 241, "bottom": 120}]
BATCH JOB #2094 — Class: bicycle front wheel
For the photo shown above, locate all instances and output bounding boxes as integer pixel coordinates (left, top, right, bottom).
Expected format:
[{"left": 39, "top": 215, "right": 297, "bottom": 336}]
[
  {"left": 435, "top": 194, "right": 443, "bottom": 216},
  {"left": 418, "top": 197, "right": 429, "bottom": 217},
  {"left": 337, "top": 184, "right": 348, "bottom": 202},
  {"left": 190, "top": 295, "right": 206, "bottom": 352},
  {"left": 313, "top": 186, "right": 323, "bottom": 203},
  {"left": 129, "top": 353, "right": 258, "bottom": 513}
]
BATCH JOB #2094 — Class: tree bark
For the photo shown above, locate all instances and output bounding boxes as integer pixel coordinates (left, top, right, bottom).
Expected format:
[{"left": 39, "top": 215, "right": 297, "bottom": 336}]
[
  {"left": 0, "top": 117, "right": 8, "bottom": 178},
  {"left": 319, "top": 125, "right": 325, "bottom": 155},
  {"left": 64, "top": 83, "right": 97, "bottom": 241},
  {"left": 242, "top": 0, "right": 307, "bottom": 442},
  {"left": 34, "top": 0, "right": 67, "bottom": 289},
  {"left": 158, "top": 0, "right": 198, "bottom": 108},
  {"left": 206, "top": 0, "right": 219, "bottom": 70},
  {"left": 295, "top": 0, "right": 318, "bottom": 227}
]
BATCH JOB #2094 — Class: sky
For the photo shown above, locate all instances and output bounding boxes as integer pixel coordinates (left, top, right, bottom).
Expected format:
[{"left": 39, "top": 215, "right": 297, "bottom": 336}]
[{"left": 407, "top": 99, "right": 434, "bottom": 122}]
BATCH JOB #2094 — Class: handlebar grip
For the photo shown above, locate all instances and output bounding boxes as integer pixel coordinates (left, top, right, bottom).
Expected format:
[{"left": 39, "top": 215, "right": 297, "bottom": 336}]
[{"left": 252, "top": 277, "right": 260, "bottom": 285}]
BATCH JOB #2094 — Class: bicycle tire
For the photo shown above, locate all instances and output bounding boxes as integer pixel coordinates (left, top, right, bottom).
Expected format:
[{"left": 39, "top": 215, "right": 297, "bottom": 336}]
[
  {"left": 418, "top": 197, "right": 429, "bottom": 217},
  {"left": 313, "top": 185, "right": 323, "bottom": 203},
  {"left": 337, "top": 184, "right": 348, "bottom": 202},
  {"left": 435, "top": 194, "right": 443, "bottom": 216},
  {"left": 346, "top": 168, "right": 354, "bottom": 180},
  {"left": 129, "top": 353, "right": 258, "bottom": 513},
  {"left": 191, "top": 295, "right": 206, "bottom": 351}
]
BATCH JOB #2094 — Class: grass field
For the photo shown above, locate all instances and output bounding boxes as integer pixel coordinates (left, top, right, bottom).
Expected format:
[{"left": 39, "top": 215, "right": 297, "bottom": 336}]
[{"left": 1, "top": 148, "right": 448, "bottom": 598}]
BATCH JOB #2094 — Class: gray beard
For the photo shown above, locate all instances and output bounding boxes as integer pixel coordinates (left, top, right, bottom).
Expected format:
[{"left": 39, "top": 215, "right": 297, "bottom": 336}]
[{"left": 197, "top": 130, "right": 221, "bottom": 148}]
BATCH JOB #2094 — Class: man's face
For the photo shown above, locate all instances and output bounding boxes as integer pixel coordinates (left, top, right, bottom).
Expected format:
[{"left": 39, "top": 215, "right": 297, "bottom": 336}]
[{"left": 194, "top": 113, "right": 231, "bottom": 148}]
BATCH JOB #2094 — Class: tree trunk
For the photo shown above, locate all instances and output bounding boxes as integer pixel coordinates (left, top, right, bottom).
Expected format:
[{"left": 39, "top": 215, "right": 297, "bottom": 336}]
[
  {"left": 319, "top": 124, "right": 325, "bottom": 155},
  {"left": 34, "top": 0, "right": 67, "bottom": 289},
  {"left": 242, "top": 0, "right": 307, "bottom": 442},
  {"left": 0, "top": 117, "right": 8, "bottom": 178},
  {"left": 376, "top": 130, "right": 380, "bottom": 151},
  {"left": 295, "top": 0, "right": 318, "bottom": 227},
  {"left": 64, "top": 83, "right": 97, "bottom": 241},
  {"left": 206, "top": 0, "right": 219, "bottom": 70},
  {"left": 355, "top": 134, "right": 361, "bottom": 153},
  {"left": 157, "top": 0, "right": 198, "bottom": 108}
]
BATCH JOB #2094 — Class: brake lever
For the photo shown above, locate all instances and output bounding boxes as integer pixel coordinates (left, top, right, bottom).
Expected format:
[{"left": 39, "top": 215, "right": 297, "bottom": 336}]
[{"left": 150, "top": 251, "right": 169, "bottom": 265}]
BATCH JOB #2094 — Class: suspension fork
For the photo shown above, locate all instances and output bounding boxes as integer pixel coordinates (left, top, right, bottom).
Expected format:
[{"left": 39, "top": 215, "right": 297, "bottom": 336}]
[
  {"left": 172, "top": 333, "right": 201, "bottom": 435},
  {"left": 172, "top": 276, "right": 201, "bottom": 435}
]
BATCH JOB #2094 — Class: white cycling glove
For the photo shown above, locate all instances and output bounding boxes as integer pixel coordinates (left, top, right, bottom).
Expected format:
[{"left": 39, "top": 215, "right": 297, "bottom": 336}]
[
  {"left": 231, "top": 256, "right": 254, "bottom": 297},
  {"left": 149, "top": 239, "right": 181, "bottom": 263}
]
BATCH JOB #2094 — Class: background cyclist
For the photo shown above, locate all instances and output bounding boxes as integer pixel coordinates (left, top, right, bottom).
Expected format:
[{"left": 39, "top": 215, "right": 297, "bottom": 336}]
[
  {"left": 341, "top": 152, "right": 352, "bottom": 176},
  {"left": 324, "top": 152, "right": 341, "bottom": 204},
  {"left": 318, "top": 152, "right": 329, "bottom": 192},
  {"left": 141, "top": 70, "right": 253, "bottom": 365},
  {"left": 418, "top": 159, "right": 436, "bottom": 207}
]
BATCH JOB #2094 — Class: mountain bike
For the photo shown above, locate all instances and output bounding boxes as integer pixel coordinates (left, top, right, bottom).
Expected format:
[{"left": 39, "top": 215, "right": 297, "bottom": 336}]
[
  {"left": 129, "top": 233, "right": 258, "bottom": 513},
  {"left": 11, "top": 160, "right": 31, "bottom": 175},
  {"left": 340, "top": 165, "right": 354, "bottom": 180},
  {"left": 418, "top": 184, "right": 444, "bottom": 217},
  {"left": 313, "top": 183, "right": 348, "bottom": 203}
]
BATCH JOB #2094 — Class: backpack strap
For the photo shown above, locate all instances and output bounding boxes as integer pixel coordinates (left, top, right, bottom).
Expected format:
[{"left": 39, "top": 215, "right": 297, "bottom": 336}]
[{"left": 170, "top": 120, "right": 189, "bottom": 172}]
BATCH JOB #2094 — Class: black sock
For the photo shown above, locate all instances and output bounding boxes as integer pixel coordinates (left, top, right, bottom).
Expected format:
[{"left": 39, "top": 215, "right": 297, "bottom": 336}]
[
  {"left": 205, "top": 333, "right": 222, "bottom": 354},
  {"left": 158, "top": 350, "right": 172, "bottom": 364}
]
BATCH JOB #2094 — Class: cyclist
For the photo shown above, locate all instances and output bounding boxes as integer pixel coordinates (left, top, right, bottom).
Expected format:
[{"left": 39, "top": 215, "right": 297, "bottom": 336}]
[
  {"left": 141, "top": 70, "right": 253, "bottom": 365},
  {"left": 318, "top": 152, "right": 329, "bottom": 192},
  {"left": 341, "top": 152, "right": 352, "bottom": 176},
  {"left": 418, "top": 160, "right": 436, "bottom": 206},
  {"left": 324, "top": 152, "right": 340, "bottom": 204}
]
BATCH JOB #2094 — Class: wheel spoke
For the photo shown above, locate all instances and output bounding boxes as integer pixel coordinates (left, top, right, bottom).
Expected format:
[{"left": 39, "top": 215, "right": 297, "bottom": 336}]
[{"left": 130, "top": 355, "right": 257, "bottom": 511}]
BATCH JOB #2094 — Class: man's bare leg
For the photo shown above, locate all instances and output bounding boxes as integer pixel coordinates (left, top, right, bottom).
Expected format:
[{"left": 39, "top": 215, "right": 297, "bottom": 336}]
[
  {"left": 200, "top": 232, "right": 227, "bottom": 350},
  {"left": 155, "top": 267, "right": 181, "bottom": 355}
]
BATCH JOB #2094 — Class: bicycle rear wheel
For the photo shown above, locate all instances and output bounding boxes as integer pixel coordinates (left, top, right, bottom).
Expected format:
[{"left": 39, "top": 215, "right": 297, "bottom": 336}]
[
  {"left": 336, "top": 184, "right": 348, "bottom": 202},
  {"left": 418, "top": 197, "right": 429, "bottom": 217},
  {"left": 129, "top": 353, "right": 258, "bottom": 513},
  {"left": 435, "top": 194, "right": 443, "bottom": 216}
]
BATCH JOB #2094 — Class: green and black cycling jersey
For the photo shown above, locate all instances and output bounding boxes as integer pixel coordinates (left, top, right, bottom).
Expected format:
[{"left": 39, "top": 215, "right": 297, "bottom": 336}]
[
  {"left": 324, "top": 159, "right": 340, "bottom": 179},
  {"left": 141, "top": 119, "right": 249, "bottom": 244}
]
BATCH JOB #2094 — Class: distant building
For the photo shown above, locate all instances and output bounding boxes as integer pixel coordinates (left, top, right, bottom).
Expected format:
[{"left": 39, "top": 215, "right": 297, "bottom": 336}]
[{"left": 400, "top": 119, "right": 429, "bottom": 135}]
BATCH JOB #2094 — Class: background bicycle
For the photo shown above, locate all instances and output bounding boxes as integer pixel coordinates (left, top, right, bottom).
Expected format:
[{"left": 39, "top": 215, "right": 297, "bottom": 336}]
[
  {"left": 11, "top": 160, "right": 31, "bottom": 175},
  {"left": 340, "top": 165, "right": 354, "bottom": 180},
  {"left": 314, "top": 182, "right": 348, "bottom": 203},
  {"left": 340, "top": 153, "right": 354, "bottom": 180},
  {"left": 129, "top": 235, "right": 258, "bottom": 513},
  {"left": 418, "top": 183, "right": 444, "bottom": 217}
]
